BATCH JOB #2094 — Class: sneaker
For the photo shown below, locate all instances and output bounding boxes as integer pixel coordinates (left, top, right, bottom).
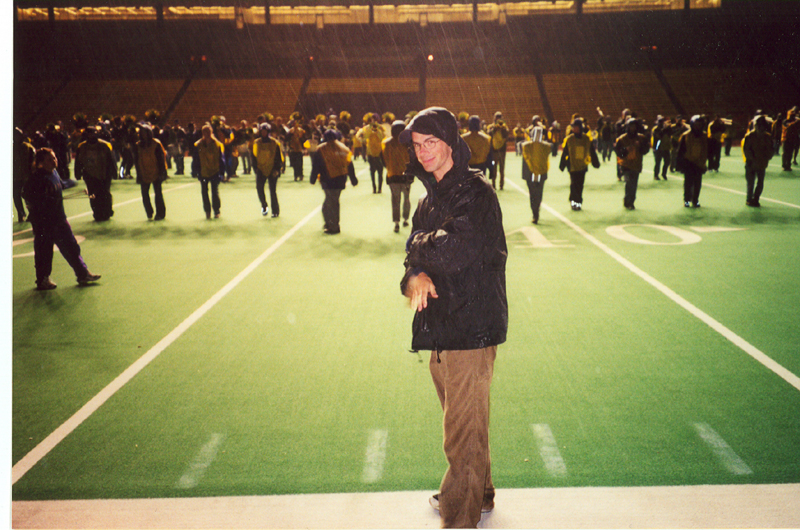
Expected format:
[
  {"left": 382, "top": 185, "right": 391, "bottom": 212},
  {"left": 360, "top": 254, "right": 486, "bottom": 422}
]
[
  {"left": 684, "top": 201, "right": 692, "bottom": 208},
  {"left": 403, "top": 220, "right": 409, "bottom": 227},
  {"left": 206, "top": 211, "right": 211, "bottom": 219},
  {"left": 693, "top": 203, "right": 701, "bottom": 208},
  {"left": 429, "top": 494, "right": 494, "bottom": 514},
  {"left": 625, "top": 204, "right": 635, "bottom": 210},
  {"left": 214, "top": 212, "right": 221, "bottom": 218},
  {"left": 394, "top": 223, "right": 400, "bottom": 233},
  {"left": 575, "top": 203, "right": 582, "bottom": 211},
  {"left": 262, "top": 206, "right": 269, "bottom": 216},
  {"left": 77, "top": 272, "right": 101, "bottom": 285},
  {"left": 36, "top": 277, "right": 57, "bottom": 290},
  {"left": 271, "top": 213, "right": 279, "bottom": 218}
]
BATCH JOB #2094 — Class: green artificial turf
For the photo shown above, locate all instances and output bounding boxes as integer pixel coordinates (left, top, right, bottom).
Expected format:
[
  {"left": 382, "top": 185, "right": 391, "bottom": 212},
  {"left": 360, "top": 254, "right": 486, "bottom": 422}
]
[{"left": 12, "top": 150, "right": 800, "bottom": 501}]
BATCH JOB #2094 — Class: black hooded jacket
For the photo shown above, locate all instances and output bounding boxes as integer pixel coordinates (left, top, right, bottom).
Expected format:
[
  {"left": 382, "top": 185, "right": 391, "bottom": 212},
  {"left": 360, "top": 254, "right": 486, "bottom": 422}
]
[{"left": 400, "top": 132, "right": 508, "bottom": 353}]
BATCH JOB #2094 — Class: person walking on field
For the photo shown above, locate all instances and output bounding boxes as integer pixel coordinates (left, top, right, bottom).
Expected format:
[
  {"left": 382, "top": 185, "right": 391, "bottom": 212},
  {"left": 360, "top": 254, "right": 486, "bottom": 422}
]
[
  {"left": 24, "top": 148, "right": 101, "bottom": 290},
  {"left": 677, "top": 115, "right": 709, "bottom": 208},
  {"left": 192, "top": 124, "right": 226, "bottom": 219},
  {"left": 560, "top": 117, "right": 600, "bottom": 211},
  {"left": 742, "top": 115, "right": 774, "bottom": 207},
  {"left": 382, "top": 120, "right": 413, "bottom": 233},
  {"left": 399, "top": 107, "right": 507, "bottom": 529},
  {"left": 310, "top": 129, "right": 359, "bottom": 234},
  {"left": 134, "top": 124, "right": 168, "bottom": 220},
  {"left": 521, "top": 121, "right": 551, "bottom": 224},
  {"left": 74, "top": 125, "right": 117, "bottom": 221},
  {"left": 614, "top": 117, "right": 650, "bottom": 210},
  {"left": 252, "top": 123, "right": 284, "bottom": 217}
]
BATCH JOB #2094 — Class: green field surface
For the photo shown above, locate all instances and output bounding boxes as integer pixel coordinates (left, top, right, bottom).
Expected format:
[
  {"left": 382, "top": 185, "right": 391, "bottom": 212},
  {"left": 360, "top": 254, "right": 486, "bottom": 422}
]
[{"left": 11, "top": 148, "right": 800, "bottom": 502}]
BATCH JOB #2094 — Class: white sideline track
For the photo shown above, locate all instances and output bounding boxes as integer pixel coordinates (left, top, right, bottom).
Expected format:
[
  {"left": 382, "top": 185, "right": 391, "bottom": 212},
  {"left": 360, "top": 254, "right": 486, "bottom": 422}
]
[{"left": 12, "top": 484, "right": 800, "bottom": 529}]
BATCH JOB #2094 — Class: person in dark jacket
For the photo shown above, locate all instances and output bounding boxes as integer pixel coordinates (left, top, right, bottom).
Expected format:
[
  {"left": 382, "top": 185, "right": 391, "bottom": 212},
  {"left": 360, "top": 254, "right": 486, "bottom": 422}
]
[
  {"left": 677, "top": 115, "right": 709, "bottom": 208},
  {"left": 23, "top": 148, "right": 101, "bottom": 290},
  {"left": 309, "top": 129, "right": 359, "bottom": 234},
  {"left": 74, "top": 125, "right": 117, "bottom": 221},
  {"left": 399, "top": 107, "right": 508, "bottom": 529}
]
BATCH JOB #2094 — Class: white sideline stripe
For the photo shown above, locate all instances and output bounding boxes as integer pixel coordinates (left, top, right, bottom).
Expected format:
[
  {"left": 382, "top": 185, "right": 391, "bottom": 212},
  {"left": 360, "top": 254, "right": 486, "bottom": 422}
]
[
  {"left": 12, "top": 484, "right": 800, "bottom": 529},
  {"left": 176, "top": 433, "right": 226, "bottom": 489},
  {"left": 11, "top": 204, "right": 322, "bottom": 485},
  {"left": 12, "top": 182, "right": 196, "bottom": 236},
  {"left": 531, "top": 424, "right": 568, "bottom": 478},
  {"left": 362, "top": 429, "right": 389, "bottom": 484},
  {"left": 693, "top": 422, "right": 753, "bottom": 476},
  {"left": 507, "top": 179, "right": 800, "bottom": 393}
]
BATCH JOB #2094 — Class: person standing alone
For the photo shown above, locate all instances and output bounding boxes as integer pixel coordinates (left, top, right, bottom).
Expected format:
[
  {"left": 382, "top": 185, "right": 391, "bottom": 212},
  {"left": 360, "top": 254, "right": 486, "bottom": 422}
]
[
  {"left": 399, "top": 107, "right": 508, "bottom": 528},
  {"left": 24, "top": 148, "right": 101, "bottom": 290}
]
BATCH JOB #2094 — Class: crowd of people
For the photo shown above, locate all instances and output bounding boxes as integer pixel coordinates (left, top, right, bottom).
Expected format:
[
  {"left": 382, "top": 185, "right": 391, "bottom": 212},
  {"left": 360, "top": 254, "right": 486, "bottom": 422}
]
[{"left": 13, "top": 103, "right": 799, "bottom": 288}]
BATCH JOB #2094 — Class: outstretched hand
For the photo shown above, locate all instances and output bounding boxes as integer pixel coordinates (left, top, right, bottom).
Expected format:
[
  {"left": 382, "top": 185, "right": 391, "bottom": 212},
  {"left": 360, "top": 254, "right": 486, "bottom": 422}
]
[{"left": 405, "top": 272, "right": 438, "bottom": 312}]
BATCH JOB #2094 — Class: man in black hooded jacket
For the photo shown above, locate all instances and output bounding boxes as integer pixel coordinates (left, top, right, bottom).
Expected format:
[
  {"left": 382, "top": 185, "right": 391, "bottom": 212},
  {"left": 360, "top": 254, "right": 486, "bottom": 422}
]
[{"left": 399, "top": 107, "right": 508, "bottom": 528}]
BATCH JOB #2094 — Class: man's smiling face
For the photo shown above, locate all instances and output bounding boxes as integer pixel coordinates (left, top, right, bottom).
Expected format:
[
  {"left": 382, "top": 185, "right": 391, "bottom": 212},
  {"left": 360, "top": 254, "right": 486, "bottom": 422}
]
[{"left": 411, "top": 132, "right": 453, "bottom": 182}]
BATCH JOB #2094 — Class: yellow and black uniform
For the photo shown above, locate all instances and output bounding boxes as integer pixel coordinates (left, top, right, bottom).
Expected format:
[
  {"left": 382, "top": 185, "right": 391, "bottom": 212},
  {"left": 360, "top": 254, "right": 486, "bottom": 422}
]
[
  {"left": 382, "top": 125, "right": 413, "bottom": 230},
  {"left": 521, "top": 126, "right": 551, "bottom": 223},
  {"left": 253, "top": 131, "right": 285, "bottom": 216},
  {"left": 310, "top": 131, "right": 359, "bottom": 234},
  {"left": 135, "top": 133, "right": 168, "bottom": 220},
  {"left": 462, "top": 130, "right": 492, "bottom": 174},
  {"left": 614, "top": 123, "right": 650, "bottom": 209},
  {"left": 487, "top": 121, "right": 509, "bottom": 189},
  {"left": 742, "top": 118, "right": 774, "bottom": 205},
  {"left": 363, "top": 123, "right": 386, "bottom": 192},
  {"left": 286, "top": 125, "right": 307, "bottom": 180},
  {"left": 192, "top": 134, "right": 225, "bottom": 217},
  {"left": 559, "top": 123, "right": 599, "bottom": 210}
]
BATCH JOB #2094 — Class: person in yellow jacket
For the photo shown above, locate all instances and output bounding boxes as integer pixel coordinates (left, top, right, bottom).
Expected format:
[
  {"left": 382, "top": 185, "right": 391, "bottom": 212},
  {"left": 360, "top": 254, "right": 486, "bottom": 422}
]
[
  {"left": 513, "top": 123, "right": 527, "bottom": 156},
  {"left": 363, "top": 119, "right": 386, "bottom": 193},
  {"left": 521, "top": 124, "right": 552, "bottom": 224},
  {"left": 559, "top": 118, "right": 600, "bottom": 211},
  {"left": 382, "top": 120, "right": 413, "bottom": 233},
  {"left": 462, "top": 115, "right": 492, "bottom": 175},
  {"left": 310, "top": 129, "right": 359, "bottom": 234},
  {"left": 487, "top": 111, "right": 509, "bottom": 190},
  {"left": 676, "top": 115, "right": 709, "bottom": 208},
  {"left": 252, "top": 123, "right": 285, "bottom": 217},
  {"left": 134, "top": 124, "right": 168, "bottom": 220},
  {"left": 742, "top": 115, "right": 774, "bottom": 207},
  {"left": 192, "top": 124, "right": 226, "bottom": 219}
]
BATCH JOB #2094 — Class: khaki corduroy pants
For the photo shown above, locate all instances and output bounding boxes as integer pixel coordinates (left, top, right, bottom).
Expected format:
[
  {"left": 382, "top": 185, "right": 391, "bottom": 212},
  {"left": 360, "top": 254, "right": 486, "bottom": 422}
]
[{"left": 429, "top": 347, "right": 496, "bottom": 528}]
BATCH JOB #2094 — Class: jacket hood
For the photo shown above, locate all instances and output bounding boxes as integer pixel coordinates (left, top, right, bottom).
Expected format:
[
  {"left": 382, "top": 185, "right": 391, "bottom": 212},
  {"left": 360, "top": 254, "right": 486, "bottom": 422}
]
[{"left": 399, "top": 107, "right": 460, "bottom": 149}]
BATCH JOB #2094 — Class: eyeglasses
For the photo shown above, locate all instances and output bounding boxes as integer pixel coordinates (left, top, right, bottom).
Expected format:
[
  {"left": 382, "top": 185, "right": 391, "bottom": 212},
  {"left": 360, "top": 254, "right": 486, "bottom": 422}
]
[{"left": 411, "top": 137, "right": 441, "bottom": 152}]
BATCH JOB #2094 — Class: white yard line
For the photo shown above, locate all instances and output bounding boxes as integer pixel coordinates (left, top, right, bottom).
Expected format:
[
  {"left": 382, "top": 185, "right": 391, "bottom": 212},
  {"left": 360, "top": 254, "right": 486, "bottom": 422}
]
[
  {"left": 531, "top": 424, "right": 568, "bottom": 478},
  {"left": 361, "top": 429, "right": 389, "bottom": 484},
  {"left": 507, "top": 179, "right": 800, "bottom": 393},
  {"left": 11, "top": 204, "right": 321, "bottom": 485},
  {"left": 693, "top": 423, "right": 753, "bottom": 476}
]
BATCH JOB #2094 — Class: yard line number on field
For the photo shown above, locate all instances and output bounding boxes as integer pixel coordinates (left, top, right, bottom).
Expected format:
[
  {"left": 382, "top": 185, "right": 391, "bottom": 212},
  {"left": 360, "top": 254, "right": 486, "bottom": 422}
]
[{"left": 507, "top": 179, "right": 800, "bottom": 394}]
